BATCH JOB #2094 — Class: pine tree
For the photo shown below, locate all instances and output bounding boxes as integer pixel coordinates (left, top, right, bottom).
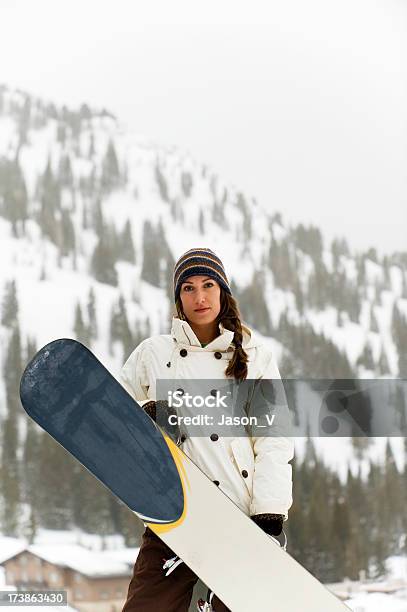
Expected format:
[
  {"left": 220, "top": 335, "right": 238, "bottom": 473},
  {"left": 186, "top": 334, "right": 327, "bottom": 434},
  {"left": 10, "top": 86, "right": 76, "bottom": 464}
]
[
  {"left": 391, "top": 302, "right": 407, "bottom": 376},
  {"left": 155, "top": 159, "right": 169, "bottom": 202},
  {"left": 101, "top": 140, "right": 120, "bottom": 193},
  {"left": 0, "top": 158, "right": 28, "bottom": 230},
  {"left": 163, "top": 249, "right": 176, "bottom": 302},
  {"left": 56, "top": 122, "right": 67, "bottom": 145},
  {"left": 58, "top": 154, "right": 73, "bottom": 187},
  {"left": 198, "top": 209, "right": 205, "bottom": 234},
  {"left": 1, "top": 279, "right": 18, "bottom": 327},
  {"left": 60, "top": 209, "right": 76, "bottom": 257},
  {"left": 73, "top": 302, "right": 90, "bottom": 346},
  {"left": 382, "top": 256, "right": 391, "bottom": 290},
  {"left": 71, "top": 461, "right": 115, "bottom": 534},
  {"left": 293, "top": 277, "right": 304, "bottom": 315},
  {"left": 402, "top": 272, "right": 407, "bottom": 299},
  {"left": 90, "top": 232, "right": 118, "bottom": 286},
  {"left": 91, "top": 197, "right": 104, "bottom": 235},
  {"left": 0, "top": 413, "right": 21, "bottom": 535},
  {"left": 82, "top": 201, "right": 89, "bottom": 230},
  {"left": 25, "top": 336, "right": 37, "bottom": 363},
  {"left": 23, "top": 507, "right": 38, "bottom": 545},
  {"left": 181, "top": 171, "right": 193, "bottom": 197},
  {"left": 356, "top": 256, "right": 366, "bottom": 287},
  {"left": 237, "top": 270, "right": 272, "bottom": 335},
  {"left": 109, "top": 295, "right": 133, "bottom": 359},
  {"left": 17, "top": 96, "right": 31, "bottom": 146},
  {"left": 118, "top": 220, "right": 135, "bottom": 263},
  {"left": 38, "top": 157, "right": 61, "bottom": 243},
  {"left": 36, "top": 433, "right": 75, "bottom": 529},
  {"left": 377, "top": 345, "right": 390, "bottom": 375},
  {"left": 141, "top": 220, "right": 160, "bottom": 287},
  {"left": 293, "top": 223, "right": 323, "bottom": 261},
  {"left": 22, "top": 419, "right": 41, "bottom": 509},
  {"left": 356, "top": 341, "right": 375, "bottom": 372},
  {"left": 79, "top": 166, "right": 96, "bottom": 199},
  {"left": 366, "top": 247, "right": 378, "bottom": 263},
  {"left": 88, "top": 132, "right": 95, "bottom": 158},
  {"left": 331, "top": 238, "right": 346, "bottom": 270},
  {"left": 3, "top": 324, "right": 23, "bottom": 401},
  {"left": 87, "top": 287, "right": 98, "bottom": 343},
  {"left": 270, "top": 238, "right": 296, "bottom": 291},
  {"left": 369, "top": 304, "right": 379, "bottom": 333},
  {"left": 383, "top": 439, "right": 403, "bottom": 545},
  {"left": 117, "top": 503, "right": 145, "bottom": 547}
]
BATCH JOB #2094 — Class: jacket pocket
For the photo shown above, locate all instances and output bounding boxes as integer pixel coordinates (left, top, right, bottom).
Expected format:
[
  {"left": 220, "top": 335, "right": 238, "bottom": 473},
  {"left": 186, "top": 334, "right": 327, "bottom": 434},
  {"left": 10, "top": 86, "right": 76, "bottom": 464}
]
[{"left": 230, "top": 438, "right": 255, "bottom": 496}]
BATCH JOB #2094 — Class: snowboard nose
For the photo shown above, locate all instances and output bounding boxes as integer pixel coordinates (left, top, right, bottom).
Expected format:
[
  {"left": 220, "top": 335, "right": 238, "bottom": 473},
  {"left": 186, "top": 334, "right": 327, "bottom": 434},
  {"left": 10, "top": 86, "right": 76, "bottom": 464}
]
[{"left": 20, "top": 338, "right": 185, "bottom": 524}]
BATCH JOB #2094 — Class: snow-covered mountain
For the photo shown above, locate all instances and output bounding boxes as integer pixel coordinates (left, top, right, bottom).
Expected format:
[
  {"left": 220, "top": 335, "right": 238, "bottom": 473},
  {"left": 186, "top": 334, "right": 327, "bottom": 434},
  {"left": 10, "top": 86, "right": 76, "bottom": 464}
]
[
  {"left": 1, "top": 85, "right": 406, "bottom": 372},
  {"left": 0, "top": 85, "right": 406, "bottom": 584},
  {"left": 1, "top": 84, "right": 406, "bottom": 454}
]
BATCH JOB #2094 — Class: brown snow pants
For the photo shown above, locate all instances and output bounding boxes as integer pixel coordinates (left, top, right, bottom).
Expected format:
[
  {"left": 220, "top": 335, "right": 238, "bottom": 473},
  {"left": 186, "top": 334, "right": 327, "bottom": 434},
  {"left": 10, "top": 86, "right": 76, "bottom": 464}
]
[{"left": 122, "top": 527, "right": 231, "bottom": 611}]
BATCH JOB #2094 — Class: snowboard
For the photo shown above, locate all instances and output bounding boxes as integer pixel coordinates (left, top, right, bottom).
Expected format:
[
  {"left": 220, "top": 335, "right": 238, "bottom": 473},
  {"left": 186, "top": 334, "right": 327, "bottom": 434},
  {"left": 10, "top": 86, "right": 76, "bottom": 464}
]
[{"left": 19, "top": 339, "right": 350, "bottom": 611}]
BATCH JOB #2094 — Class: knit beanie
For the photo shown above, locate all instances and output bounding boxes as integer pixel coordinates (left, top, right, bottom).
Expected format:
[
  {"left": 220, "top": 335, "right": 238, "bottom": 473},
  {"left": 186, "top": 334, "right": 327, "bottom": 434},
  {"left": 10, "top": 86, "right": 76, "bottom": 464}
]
[{"left": 173, "top": 248, "right": 232, "bottom": 303}]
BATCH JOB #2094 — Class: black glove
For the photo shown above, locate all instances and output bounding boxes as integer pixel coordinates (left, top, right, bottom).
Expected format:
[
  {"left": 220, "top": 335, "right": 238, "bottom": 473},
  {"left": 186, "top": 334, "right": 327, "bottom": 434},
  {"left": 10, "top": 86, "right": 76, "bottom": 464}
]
[
  {"left": 251, "top": 513, "right": 284, "bottom": 536},
  {"left": 142, "top": 400, "right": 181, "bottom": 445}
]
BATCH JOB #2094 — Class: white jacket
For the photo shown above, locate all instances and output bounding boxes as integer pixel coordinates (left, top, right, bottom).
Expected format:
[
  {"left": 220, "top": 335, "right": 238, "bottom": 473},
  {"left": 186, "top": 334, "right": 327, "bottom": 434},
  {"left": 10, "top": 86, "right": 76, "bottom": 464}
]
[{"left": 119, "top": 317, "right": 294, "bottom": 519}]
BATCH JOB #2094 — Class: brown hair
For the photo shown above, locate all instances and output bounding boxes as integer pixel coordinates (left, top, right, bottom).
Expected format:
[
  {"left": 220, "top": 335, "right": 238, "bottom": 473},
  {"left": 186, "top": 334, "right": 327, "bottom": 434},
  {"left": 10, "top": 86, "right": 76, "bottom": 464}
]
[{"left": 174, "top": 287, "right": 249, "bottom": 381}]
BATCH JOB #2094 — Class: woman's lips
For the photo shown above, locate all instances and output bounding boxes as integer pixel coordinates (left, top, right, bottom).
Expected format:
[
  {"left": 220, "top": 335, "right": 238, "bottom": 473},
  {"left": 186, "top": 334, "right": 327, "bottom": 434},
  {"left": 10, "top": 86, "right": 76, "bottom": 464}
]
[{"left": 195, "top": 308, "right": 210, "bottom": 312}]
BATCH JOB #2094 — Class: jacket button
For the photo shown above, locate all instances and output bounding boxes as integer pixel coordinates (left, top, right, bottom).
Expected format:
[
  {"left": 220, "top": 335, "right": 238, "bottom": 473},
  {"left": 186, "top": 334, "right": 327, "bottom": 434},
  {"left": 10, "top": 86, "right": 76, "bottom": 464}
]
[
  {"left": 241, "top": 469, "right": 248, "bottom": 478},
  {"left": 214, "top": 351, "right": 222, "bottom": 360},
  {"left": 180, "top": 349, "right": 188, "bottom": 357},
  {"left": 210, "top": 389, "right": 218, "bottom": 397},
  {"left": 213, "top": 480, "right": 220, "bottom": 486},
  {"left": 210, "top": 433, "right": 219, "bottom": 442},
  {"left": 180, "top": 434, "right": 187, "bottom": 443}
]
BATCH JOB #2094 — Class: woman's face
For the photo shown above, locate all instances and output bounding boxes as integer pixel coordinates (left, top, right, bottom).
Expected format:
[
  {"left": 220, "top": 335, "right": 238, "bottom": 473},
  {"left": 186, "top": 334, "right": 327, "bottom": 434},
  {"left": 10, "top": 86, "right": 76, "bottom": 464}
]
[{"left": 180, "top": 275, "right": 221, "bottom": 325}]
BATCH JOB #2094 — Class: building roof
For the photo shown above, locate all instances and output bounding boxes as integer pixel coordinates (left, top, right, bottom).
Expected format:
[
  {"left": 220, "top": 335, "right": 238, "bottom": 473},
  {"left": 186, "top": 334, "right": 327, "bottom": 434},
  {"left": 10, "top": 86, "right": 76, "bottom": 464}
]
[
  {"left": 0, "top": 538, "right": 26, "bottom": 564},
  {"left": 2, "top": 543, "right": 140, "bottom": 579}
]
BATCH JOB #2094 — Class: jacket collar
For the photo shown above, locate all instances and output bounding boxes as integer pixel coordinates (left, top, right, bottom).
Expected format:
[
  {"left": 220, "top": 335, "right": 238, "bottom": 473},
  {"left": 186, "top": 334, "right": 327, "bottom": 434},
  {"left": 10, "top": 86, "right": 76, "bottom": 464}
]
[{"left": 171, "top": 317, "right": 253, "bottom": 351}]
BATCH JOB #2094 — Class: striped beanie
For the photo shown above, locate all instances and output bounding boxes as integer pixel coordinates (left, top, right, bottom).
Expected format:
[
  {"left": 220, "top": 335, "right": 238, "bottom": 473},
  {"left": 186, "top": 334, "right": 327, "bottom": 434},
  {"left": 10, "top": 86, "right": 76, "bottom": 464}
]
[{"left": 173, "top": 248, "right": 232, "bottom": 302}]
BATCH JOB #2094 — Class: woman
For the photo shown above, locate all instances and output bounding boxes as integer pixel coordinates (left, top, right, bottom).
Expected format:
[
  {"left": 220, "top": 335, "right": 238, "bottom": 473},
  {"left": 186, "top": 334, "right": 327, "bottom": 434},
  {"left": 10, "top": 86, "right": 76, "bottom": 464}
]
[{"left": 120, "top": 247, "right": 294, "bottom": 612}]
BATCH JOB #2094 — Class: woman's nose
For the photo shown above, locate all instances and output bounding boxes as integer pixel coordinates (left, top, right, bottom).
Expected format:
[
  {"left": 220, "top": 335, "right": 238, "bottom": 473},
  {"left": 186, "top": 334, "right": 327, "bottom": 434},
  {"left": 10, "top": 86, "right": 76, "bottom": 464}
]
[{"left": 195, "top": 292, "right": 206, "bottom": 303}]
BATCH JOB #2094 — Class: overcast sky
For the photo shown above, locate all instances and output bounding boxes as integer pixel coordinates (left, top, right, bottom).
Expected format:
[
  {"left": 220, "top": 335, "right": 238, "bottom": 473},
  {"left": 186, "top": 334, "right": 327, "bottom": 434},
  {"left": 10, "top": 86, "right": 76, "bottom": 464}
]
[{"left": 1, "top": 0, "right": 406, "bottom": 256}]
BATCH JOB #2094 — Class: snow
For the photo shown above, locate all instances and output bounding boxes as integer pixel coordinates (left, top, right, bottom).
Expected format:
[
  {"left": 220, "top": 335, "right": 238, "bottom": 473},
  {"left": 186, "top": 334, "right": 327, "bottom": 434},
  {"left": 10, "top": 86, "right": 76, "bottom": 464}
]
[
  {"left": 387, "top": 556, "right": 407, "bottom": 582},
  {"left": 0, "top": 88, "right": 407, "bottom": 610},
  {"left": 294, "top": 435, "right": 405, "bottom": 483},
  {"left": 390, "top": 266, "right": 404, "bottom": 297},
  {"left": 365, "top": 259, "right": 384, "bottom": 285},
  {"left": 346, "top": 591, "right": 407, "bottom": 611},
  {"left": 0, "top": 534, "right": 82, "bottom": 611},
  {"left": 0, "top": 537, "right": 26, "bottom": 564},
  {"left": 27, "top": 544, "right": 132, "bottom": 577},
  {"left": 1, "top": 532, "right": 406, "bottom": 612},
  {"left": 0, "top": 87, "right": 405, "bottom": 464},
  {"left": 0, "top": 117, "right": 16, "bottom": 157},
  {"left": 0, "top": 530, "right": 138, "bottom": 578}
]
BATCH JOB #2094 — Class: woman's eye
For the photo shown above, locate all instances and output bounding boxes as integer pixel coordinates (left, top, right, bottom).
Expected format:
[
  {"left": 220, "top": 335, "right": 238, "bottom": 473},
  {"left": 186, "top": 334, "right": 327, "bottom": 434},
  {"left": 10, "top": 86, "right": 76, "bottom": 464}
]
[{"left": 182, "top": 283, "right": 213, "bottom": 291}]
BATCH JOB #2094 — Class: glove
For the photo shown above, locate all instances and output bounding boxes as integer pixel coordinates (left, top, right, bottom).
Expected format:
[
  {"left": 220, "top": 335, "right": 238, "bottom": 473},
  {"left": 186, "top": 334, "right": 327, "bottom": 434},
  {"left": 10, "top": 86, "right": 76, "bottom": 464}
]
[
  {"left": 251, "top": 513, "right": 284, "bottom": 536},
  {"left": 143, "top": 400, "right": 158, "bottom": 421},
  {"left": 142, "top": 400, "right": 182, "bottom": 445}
]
